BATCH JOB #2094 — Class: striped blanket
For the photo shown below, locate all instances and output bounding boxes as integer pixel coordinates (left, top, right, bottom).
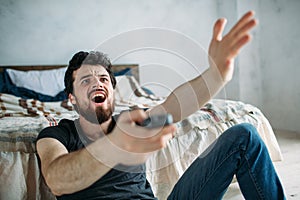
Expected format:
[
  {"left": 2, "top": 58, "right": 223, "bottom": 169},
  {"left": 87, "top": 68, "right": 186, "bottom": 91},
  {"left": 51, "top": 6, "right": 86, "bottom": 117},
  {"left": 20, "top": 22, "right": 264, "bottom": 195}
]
[{"left": 0, "top": 93, "right": 74, "bottom": 117}]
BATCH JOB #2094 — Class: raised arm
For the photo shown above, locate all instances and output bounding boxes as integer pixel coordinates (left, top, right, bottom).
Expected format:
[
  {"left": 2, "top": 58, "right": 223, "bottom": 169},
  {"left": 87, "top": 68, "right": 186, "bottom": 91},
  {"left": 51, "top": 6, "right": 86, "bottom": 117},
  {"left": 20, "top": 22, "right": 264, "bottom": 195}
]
[{"left": 150, "top": 11, "right": 258, "bottom": 122}]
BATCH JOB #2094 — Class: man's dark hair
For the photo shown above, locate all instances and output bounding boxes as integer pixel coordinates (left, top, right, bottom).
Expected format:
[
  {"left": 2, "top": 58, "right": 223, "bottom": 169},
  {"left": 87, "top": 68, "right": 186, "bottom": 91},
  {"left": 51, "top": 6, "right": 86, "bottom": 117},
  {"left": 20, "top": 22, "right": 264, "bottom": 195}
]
[{"left": 64, "top": 51, "right": 117, "bottom": 95}]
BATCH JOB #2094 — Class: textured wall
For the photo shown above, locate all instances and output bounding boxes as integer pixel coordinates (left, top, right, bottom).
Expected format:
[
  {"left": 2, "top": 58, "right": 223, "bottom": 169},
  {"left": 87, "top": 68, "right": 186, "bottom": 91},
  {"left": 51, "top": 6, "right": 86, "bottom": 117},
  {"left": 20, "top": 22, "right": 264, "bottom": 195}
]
[
  {"left": 0, "top": 0, "right": 299, "bottom": 132},
  {"left": 259, "top": 0, "right": 300, "bottom": 132}
]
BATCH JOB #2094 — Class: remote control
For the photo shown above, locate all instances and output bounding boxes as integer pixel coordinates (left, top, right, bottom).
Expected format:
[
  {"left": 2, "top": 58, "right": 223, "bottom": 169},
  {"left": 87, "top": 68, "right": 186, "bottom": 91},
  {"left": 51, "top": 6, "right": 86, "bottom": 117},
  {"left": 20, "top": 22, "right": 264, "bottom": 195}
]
[{"left": 138, "top": 114, "right": 173, "bottom": 129}]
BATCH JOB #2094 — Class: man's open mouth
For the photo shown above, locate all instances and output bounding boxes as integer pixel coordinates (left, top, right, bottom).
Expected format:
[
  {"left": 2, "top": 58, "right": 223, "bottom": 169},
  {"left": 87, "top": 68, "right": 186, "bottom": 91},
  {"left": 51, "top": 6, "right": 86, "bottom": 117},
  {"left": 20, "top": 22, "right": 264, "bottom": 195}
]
[{"left": 92, "top": 94, "right": 106, "bottom": 103}]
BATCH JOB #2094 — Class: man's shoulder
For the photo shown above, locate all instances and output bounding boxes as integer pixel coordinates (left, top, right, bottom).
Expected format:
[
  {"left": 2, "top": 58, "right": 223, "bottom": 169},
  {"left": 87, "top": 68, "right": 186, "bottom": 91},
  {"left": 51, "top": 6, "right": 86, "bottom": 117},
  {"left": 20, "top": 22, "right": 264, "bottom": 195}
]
[
  {"left": 40, "top": 118, "right": 76, "bottom": 132},
  {"left": 37, "top": 119, "right": 76, "bottom": 141},
  {"left": 57, "top": 118, "right": 76, "bottom": 127}
]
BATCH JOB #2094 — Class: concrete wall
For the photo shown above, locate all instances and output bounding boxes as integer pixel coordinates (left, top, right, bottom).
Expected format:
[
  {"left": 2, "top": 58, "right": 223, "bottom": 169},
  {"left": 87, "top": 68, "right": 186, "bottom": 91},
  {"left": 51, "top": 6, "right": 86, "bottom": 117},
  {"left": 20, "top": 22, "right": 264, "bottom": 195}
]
[{"left": 0, "top": 0, "right": 299, "bottom": 132}]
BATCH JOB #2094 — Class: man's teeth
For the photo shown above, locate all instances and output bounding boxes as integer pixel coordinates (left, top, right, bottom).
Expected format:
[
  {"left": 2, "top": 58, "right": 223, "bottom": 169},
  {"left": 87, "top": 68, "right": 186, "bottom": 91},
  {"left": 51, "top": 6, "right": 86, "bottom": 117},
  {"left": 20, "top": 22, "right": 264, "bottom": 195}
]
[
  {"left": 94, "top": 94, "right": 105, "bottom": 98},
  {"left": 92, "top": 94, "right": 106, "bottom": 103}
]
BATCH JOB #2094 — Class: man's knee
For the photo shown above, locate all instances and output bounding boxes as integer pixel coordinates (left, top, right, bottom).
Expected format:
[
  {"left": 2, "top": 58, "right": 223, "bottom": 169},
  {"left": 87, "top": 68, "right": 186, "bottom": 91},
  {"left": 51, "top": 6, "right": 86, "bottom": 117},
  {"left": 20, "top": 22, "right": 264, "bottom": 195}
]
[
  {"left": 222, "top": 123, "right": 262, "bottom": 145},
  {"left": 234, "top": 123, "right": 258, "bottom": 135},
  {"left": 231, "top": 123, "right": 267, "bottom": 151}
]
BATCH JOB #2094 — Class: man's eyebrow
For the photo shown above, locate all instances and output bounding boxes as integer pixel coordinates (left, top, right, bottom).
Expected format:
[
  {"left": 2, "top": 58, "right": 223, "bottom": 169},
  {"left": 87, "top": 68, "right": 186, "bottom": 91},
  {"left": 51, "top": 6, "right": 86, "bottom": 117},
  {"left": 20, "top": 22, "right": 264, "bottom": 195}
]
[
  {"left": 98, "top": 74, "right": 109, "bottom": 77},
  {"left": 79, "top": 74, "right": 109, "bottom": 81},
  {"left": 79, "top": 74, "right": 92, "bottom": 81}
]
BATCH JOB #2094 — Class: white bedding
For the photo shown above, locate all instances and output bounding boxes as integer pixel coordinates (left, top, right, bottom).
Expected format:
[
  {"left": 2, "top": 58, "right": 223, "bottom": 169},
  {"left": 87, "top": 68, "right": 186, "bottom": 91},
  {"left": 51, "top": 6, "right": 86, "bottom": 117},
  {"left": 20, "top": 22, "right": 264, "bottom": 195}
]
[{"left": 0, "top": 75, "right": 282, "bottom": 200}]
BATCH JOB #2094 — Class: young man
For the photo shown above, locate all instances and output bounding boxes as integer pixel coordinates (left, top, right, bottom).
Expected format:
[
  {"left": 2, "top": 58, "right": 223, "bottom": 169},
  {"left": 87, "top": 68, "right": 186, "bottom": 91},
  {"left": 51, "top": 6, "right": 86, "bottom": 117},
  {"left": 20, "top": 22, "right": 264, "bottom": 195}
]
[{"left": 37, "top": 11, "right": 286, "bottom": 199}]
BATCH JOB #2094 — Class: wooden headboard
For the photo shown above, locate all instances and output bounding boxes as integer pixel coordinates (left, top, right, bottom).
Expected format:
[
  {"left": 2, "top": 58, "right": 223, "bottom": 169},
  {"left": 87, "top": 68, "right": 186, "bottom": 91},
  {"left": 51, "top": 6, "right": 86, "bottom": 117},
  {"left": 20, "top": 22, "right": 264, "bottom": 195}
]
[{"left": 0, "top": 64, "right": 140, "bottom": 82}]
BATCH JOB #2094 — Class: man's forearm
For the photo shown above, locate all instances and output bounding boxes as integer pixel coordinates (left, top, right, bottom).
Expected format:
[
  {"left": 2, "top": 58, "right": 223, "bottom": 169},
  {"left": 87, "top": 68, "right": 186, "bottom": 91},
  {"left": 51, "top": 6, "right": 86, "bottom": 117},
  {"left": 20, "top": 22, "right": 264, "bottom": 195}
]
[
  {"left": 44, "top": 138, "right": 114, "bottom": 196},
  {"left": 156, "top": 67, "right": 226, "bottom": 122}
]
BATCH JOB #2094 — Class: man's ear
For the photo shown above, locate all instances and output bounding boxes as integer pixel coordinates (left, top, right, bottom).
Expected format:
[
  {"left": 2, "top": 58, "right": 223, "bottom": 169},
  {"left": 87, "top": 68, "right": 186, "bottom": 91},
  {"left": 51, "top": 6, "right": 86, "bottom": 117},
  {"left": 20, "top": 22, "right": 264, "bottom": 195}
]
[{"left": 69, "top": 93, "right": 76, "bottom": 105}]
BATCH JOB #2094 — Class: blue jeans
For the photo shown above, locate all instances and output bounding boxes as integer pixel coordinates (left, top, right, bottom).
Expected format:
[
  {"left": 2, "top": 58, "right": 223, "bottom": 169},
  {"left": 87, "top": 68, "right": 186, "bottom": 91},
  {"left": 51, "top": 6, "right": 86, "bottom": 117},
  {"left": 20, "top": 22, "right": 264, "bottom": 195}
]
[{"left": 167, "top": 123, "right": 285, "bottom": 200}]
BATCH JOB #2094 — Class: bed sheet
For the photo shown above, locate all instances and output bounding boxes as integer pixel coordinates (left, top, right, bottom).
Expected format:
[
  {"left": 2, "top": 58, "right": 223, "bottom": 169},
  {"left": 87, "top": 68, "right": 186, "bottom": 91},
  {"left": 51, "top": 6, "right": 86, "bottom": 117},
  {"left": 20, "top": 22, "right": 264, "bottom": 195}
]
[{"left": 0, "top": 91, "right": 282, "bottom": 199}]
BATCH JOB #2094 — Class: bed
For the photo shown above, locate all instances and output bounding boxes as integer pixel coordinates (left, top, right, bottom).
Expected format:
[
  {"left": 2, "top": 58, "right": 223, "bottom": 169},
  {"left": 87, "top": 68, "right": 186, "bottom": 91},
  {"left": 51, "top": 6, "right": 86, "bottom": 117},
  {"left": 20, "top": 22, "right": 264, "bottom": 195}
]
[{"left": 0, "top": 64, "right": 283, "bottom": 200}]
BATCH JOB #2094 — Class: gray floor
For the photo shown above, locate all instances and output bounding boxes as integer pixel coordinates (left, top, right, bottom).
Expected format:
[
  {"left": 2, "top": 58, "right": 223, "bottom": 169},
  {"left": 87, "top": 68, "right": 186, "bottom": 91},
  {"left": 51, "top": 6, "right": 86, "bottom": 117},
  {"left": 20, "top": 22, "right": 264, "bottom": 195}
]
[
  {"left": 223, "top": 129, "right": 300, "bottom": 200},
  {"left": 274, "top": 130, "right": 300, "bottom": 199}
]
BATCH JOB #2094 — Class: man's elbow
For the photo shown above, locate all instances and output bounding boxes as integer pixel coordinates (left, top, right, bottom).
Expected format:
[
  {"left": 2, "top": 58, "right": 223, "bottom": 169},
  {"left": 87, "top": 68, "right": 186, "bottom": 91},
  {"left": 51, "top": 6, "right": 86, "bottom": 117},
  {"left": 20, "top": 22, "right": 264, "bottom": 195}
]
[{"left": 44, "top": 173, "right": 66, "bottom": 196}]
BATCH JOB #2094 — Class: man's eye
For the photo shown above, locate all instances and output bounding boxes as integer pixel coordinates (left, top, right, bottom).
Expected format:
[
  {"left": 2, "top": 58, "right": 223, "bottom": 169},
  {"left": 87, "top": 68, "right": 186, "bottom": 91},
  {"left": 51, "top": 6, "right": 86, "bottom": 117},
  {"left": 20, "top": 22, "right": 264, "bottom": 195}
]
[
  {"left": 81, "top": 79, "right": 90, "bottom": 84},
  {"left": 100, "top": 78, "right": 108, "bottom": 82}
]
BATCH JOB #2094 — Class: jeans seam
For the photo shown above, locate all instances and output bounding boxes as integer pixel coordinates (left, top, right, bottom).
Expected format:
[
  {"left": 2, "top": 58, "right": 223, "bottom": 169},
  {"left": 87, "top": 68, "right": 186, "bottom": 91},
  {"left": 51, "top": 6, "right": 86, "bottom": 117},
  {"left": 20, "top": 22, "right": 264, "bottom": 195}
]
[{"left": 244, "top": 154, "right": 265, "bottom": 200}]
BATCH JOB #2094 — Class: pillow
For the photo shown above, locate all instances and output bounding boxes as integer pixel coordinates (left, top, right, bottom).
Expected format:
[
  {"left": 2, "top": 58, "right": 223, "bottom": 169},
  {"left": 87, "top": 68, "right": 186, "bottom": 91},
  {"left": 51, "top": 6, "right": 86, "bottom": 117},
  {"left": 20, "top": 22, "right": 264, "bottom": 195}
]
[
  {"left": 7, "top": 67, "right": 67, "bottom": 97},
  {"left": 6, "top": 67, "right": 129, "bottom": 97},
  {"left": 113, "top": 68, "right": 132, "bottom": 76},
  {"left": 0, "top": 69, "right": 67, "bottom": 102},
  {"left": 114, "top": 75, "right": 164, "bottom": 109},
  {"left": 113, "top": 68, "right": 154, "bottom": 95},
  {"left": 3, "top": 66, "right": 154, "bottom": 102}
]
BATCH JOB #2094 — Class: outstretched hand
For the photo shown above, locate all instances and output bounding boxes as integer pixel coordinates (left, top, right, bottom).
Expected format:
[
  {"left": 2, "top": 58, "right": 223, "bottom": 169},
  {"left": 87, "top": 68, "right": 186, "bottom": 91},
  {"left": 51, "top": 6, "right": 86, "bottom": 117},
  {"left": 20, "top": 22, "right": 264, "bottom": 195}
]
[
  {"left": 106, "top": 109, "right": 176, "bottom": 165},
  {"left": 208, "top": 11, "right": 258, "bottom": 82}
]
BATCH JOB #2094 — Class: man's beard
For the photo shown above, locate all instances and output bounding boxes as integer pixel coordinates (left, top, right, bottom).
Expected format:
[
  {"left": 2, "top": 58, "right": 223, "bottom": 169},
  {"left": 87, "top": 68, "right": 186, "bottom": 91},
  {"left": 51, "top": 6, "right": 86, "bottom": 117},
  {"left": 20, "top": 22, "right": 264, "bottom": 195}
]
[{"left": 79, "top": 104, "right": 115, "bottom": 125}]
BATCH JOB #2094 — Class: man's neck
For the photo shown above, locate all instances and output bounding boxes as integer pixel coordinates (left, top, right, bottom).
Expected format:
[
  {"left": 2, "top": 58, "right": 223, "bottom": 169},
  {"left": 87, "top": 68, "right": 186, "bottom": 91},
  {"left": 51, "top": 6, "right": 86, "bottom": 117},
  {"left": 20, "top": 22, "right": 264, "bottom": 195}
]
[{"left": 79, "top": 116, "right": 112, "bottom": 141}]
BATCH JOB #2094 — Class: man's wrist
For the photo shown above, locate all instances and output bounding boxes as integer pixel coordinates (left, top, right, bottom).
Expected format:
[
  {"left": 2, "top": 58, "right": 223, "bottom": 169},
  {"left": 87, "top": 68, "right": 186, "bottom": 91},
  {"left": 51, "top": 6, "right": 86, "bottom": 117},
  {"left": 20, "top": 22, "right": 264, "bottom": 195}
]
[
  {"left": 201, "top": 67, "right": 227, "bottom": 98},
  {"left": 86, "top": 136, "right": 119, "bottom": 168}
]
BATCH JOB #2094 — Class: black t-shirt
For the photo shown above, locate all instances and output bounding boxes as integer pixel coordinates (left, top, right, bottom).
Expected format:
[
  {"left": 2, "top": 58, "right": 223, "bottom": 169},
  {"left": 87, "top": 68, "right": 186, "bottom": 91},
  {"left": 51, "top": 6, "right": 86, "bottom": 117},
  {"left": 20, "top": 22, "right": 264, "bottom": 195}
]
[{"left": 37, "top": 118, "right": 157, "bottom": 200}]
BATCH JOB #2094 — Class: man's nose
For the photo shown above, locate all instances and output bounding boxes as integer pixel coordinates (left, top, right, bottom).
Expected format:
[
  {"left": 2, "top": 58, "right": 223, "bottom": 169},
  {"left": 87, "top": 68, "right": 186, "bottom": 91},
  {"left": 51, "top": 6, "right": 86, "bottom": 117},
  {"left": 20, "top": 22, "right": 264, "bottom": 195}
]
[{"left": 92, "top": 77, "right": 103, "bottom": 88}]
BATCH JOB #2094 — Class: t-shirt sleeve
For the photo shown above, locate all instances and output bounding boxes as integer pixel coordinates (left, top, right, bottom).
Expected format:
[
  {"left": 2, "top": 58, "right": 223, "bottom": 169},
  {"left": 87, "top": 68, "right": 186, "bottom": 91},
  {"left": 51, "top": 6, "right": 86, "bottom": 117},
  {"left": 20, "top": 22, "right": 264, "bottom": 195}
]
[
  {"left": 37, "top": 119, "right": 80, "bottom": 152},
  {"left": 37, "top": 125, "right": 70, "bottom": 148}
]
